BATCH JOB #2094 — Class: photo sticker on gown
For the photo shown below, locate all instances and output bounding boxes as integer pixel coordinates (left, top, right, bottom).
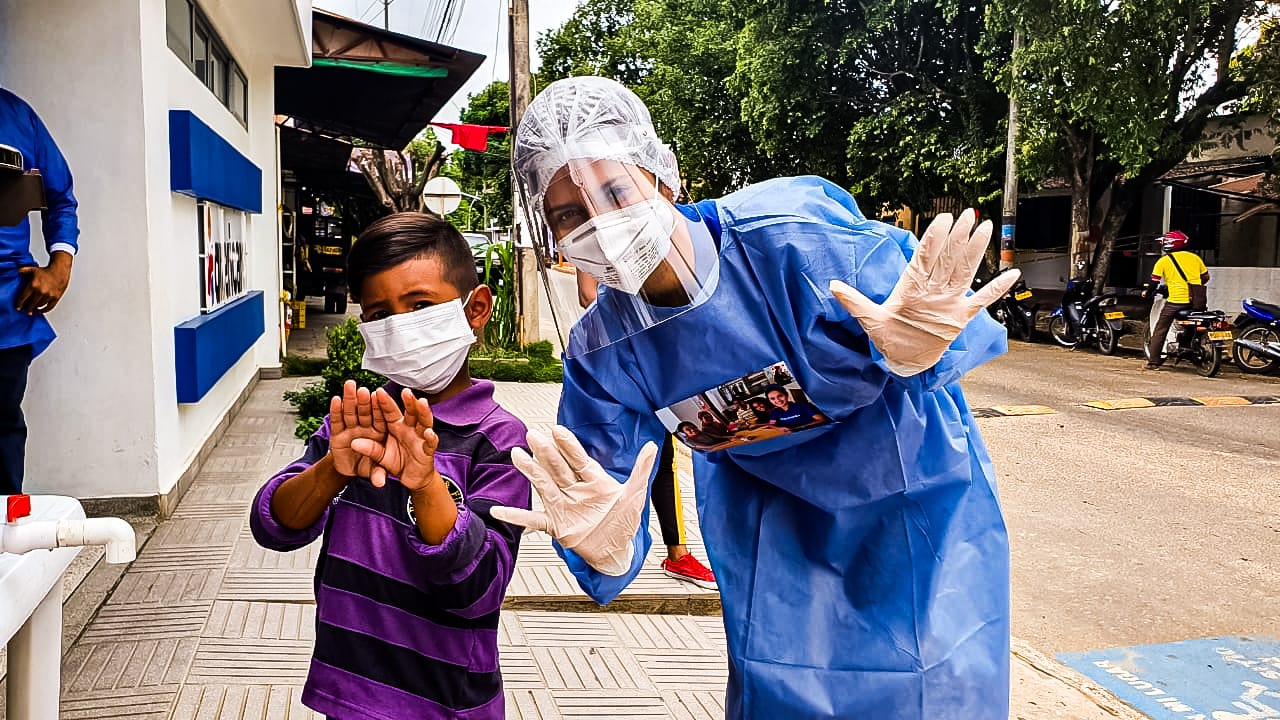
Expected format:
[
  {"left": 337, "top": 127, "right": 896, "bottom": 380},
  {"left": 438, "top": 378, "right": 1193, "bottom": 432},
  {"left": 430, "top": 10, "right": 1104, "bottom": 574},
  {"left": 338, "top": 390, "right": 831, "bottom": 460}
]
[{"left": 657, "top": 362, "right": 831, "bottom": 452}]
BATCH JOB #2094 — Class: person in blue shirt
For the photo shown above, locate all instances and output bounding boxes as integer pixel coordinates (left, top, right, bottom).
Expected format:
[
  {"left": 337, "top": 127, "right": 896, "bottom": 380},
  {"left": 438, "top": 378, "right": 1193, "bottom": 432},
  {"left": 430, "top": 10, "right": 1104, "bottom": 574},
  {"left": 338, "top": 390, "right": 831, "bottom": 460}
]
[
  {"left": 0, "top": 88, "right": 80, "bottom": 495},
  {"left": 762, "top": 385, "right": 826, "bottom": 431},
  {"left": 492, "top": 77, "right": 1020, "bottom": 720}
]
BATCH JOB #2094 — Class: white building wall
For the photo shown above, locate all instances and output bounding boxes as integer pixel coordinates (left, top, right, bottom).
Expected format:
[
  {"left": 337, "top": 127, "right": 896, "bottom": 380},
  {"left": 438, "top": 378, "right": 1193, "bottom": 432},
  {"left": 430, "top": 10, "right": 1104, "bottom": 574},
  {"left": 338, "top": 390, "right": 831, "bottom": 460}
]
[
  {"left": 1205, "top": 267, "right": 1280, "bottom": 315},
  {"left": 141, "top": 0, "right": 284, "bottom": 494},
  {"left": 0, "top": 0, "right": 162, "bottom": 498},
  {"left": 0, "top": 0, "right": 304, "bottom": 500}
]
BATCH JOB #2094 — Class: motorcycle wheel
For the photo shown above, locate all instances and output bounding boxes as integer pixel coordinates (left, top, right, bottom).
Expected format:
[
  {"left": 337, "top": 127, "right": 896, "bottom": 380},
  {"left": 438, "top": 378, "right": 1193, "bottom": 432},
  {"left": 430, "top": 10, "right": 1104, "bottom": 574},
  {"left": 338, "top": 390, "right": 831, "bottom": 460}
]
[
  {"left": 1048, "top": 315, "right": 1078, "bottom": 348},
  {"left": 1195, "top": 334, "right": 1222, "bottom": 377},
  {"left": 1233, "top": 325, "right": 1280, "bottom": 374},
  {"left": 1095, "top": 319, "right": 1118, "bottom": 355}
]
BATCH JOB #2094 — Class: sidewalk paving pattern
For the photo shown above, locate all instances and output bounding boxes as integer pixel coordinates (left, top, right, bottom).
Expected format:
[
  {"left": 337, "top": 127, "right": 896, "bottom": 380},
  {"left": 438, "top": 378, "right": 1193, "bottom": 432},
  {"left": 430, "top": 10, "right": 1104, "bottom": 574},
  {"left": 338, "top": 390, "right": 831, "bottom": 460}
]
[{"left": 37, "top": 375, "right": 1144, "bottom": 719}]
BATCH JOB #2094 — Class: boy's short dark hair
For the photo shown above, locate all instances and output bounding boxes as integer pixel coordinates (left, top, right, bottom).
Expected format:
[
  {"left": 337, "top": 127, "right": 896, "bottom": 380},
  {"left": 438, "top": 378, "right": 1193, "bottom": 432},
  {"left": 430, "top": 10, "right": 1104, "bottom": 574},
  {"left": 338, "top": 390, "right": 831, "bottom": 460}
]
[
  {"left": 347, "top": 212, "right": 478, "bottom": 303},
  {"left": 677, "top": 421, "right": 698, "bottom": 434}
]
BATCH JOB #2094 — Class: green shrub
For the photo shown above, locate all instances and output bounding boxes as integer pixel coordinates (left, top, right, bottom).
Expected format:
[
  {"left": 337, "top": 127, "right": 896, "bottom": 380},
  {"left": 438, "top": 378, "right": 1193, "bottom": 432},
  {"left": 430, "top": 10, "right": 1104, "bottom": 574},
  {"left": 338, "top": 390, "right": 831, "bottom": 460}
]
[
  {"left": 469, "top": 340, "right": 563, "bottom": 383},
  {"left": 283, "top": 381, "right": 331, "bottom": 422},
  {"left": 293, "top": 414, "right": 325, "bottom": 440},
  {"left": 282, "top": 355, "right": 327, "bottom": 377},
  {"left": 321, "top": 318, "right": 387, "bottom": 396},
  {"left": 525, "top": 340, "right": 555, "bottom": 362}
]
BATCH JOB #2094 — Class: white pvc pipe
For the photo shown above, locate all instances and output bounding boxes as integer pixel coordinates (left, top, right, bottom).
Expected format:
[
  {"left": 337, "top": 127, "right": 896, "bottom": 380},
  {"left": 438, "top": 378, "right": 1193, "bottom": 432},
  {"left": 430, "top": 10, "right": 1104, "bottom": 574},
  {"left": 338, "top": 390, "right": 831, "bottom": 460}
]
[
  {"left": 56, "top": 518, "right": 136, "bottom": 564},
  {"left": 0, "top": 518, "right": 136, "bottom": 564}
]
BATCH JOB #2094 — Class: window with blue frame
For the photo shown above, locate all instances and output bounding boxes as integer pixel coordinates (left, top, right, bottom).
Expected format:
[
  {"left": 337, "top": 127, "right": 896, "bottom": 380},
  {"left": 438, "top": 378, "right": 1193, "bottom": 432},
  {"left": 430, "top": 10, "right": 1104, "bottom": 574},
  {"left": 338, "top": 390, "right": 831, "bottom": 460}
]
[{"left": 166, "top": 0, "right": 248, "bottom": 125}]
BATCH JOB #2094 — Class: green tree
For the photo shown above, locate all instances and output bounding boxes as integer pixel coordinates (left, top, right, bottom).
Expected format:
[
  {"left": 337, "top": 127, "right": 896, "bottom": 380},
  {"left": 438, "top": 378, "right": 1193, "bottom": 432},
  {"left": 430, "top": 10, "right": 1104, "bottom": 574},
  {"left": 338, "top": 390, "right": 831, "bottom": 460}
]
[
  {"left": 989, "top": 0, "right": 1273, "bottom": 287},
  {"left": 1238, "top": 18, "right": 1280, "bottom": 196},
  {"left": 450, "top": 81, "right": 514, "bottom": 228},
  {"left": 537, "top": 0, "right": 648, "bottom": 87},
  {"left": 351, "top": 128, "right": 447, "bottom": 213},
  {"left": 632, "top": 0, "right": 791, "bottom": 198},
  {"left": 535, "top": 0, "right": 1010, "bottom": 211}
]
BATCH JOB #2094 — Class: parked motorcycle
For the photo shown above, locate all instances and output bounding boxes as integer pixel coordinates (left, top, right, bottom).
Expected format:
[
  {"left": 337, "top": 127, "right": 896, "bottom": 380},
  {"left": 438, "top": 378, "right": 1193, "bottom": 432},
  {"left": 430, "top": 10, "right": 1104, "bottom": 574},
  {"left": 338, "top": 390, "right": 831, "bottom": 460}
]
[
  {"left": 1231, "top": 297, "right": 1280, "bottom": 374},
  {"left": 1048, "top": 277, "right": 1126, "bottom": 354},
  {"left": 977, "top": 276, "right": 1039, "bottom": 342},
  {"left": 1144, "top": 299, "right": 1234, "bottom": 377}
]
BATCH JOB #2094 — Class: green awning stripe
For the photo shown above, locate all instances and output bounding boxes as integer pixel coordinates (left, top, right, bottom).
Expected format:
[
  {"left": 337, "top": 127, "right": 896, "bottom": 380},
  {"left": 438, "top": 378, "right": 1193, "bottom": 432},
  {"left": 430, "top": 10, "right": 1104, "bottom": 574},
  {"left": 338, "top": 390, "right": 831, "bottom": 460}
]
[{"left": 313, "top": 58, "right": 448, "bottom": 78}]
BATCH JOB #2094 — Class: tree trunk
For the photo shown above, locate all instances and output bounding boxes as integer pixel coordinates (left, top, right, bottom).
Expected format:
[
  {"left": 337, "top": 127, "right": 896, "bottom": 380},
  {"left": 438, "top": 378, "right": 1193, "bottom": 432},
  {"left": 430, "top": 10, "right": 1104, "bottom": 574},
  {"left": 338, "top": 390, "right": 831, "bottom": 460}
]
[
  {"left": 1091, "top": 180, "right": 1136, "bottom": 290},
  {"left": 1066, "top": 128, "right": 1094, "bottom": 280},
  {"left": 354, "top": 142, "right": 448, "bottom": 216}
]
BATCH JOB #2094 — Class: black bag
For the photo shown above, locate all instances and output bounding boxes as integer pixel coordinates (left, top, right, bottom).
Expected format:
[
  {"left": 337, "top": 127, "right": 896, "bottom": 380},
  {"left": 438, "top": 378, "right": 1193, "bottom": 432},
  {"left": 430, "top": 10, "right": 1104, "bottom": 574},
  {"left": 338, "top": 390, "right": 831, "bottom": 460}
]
[{"left": 1166, "top": 253, "right": 1208, "bottom": 310}]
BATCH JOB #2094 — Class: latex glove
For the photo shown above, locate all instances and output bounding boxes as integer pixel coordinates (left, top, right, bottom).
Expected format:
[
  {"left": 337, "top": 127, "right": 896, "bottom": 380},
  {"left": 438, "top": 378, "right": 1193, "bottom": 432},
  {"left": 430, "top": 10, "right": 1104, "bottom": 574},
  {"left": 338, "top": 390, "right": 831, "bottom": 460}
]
[
  {"left": 490, "top": 426, "right": 658, "bottom": 576},
  {"left": 830, "top": 210, "right": 1021, "bottom": 376}
]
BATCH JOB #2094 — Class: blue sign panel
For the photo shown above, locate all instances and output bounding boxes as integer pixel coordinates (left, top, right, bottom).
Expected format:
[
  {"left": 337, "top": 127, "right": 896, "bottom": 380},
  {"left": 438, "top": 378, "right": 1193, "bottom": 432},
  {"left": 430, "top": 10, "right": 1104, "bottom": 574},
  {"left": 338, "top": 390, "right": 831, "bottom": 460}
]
[{"left": 1059, "top": 637, "right": 1280, "bottom": 719}]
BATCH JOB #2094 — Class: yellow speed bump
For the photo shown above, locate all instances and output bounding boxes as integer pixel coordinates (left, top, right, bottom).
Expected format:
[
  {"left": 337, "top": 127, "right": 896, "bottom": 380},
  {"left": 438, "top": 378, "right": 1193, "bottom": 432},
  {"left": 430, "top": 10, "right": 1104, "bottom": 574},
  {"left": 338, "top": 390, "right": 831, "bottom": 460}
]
[
  {"left": 987, "top": 405, "right": 1057, "bottom": 416},
  {"left": 1191, "top": 396, "right": 1252, "bottom": 407},
  {"left": 1083, "top": 398, "right": 1157, "bottom": 411}
]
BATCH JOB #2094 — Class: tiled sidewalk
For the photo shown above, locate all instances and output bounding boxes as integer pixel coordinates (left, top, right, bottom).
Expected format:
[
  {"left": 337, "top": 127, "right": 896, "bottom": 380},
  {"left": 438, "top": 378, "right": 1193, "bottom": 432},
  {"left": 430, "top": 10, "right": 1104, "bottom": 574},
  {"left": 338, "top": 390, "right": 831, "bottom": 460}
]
[
  {"left": 48, "top": 377, "right": 1143, "bottom": 719},
  {"left": 52, "top": 378, "right": 725, "bottom": 719}
]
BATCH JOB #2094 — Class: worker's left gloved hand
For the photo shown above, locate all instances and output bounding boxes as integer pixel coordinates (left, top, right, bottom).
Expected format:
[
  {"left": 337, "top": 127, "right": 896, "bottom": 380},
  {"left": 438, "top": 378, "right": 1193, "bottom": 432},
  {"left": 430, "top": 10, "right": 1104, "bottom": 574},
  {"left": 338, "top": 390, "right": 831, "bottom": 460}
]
[{"left": 830, "top": 210, "right": 1021, "bottom": 377}]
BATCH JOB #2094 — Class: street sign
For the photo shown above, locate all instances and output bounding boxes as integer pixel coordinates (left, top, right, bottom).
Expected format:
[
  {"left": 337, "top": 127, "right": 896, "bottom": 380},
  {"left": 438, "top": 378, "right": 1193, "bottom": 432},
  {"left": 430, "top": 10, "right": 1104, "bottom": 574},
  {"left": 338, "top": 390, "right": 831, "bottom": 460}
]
[
  {"left": 423, "top": 176, "right": 462, "bottom": 215},
  {"left": 1059, "top": 636, "right": 1280, "bottom": 719}
]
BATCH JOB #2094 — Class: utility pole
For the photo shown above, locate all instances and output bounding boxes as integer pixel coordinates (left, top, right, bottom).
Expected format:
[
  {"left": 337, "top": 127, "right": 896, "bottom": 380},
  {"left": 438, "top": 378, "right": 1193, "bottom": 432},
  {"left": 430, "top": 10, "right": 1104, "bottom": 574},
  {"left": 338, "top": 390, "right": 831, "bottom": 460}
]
[
  {"left": 508, "top": 0, "right": 532, "bottom": 130},
  {"left": 1000, "top": 31, "right": 1022, "bottom": 272},
  {"left": 508, "top": 0, "right": 539, "bottom": 346},
  {"left": 382, "top": 0, "right": 390, "bottom": 30}
]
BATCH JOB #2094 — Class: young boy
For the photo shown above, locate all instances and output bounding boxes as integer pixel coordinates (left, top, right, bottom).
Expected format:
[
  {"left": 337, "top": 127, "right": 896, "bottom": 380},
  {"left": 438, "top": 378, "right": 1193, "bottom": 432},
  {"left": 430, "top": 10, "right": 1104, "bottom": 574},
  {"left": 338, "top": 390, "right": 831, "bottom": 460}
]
[{"left": 250, "top": 213, "right": 531, "bottom": 720}]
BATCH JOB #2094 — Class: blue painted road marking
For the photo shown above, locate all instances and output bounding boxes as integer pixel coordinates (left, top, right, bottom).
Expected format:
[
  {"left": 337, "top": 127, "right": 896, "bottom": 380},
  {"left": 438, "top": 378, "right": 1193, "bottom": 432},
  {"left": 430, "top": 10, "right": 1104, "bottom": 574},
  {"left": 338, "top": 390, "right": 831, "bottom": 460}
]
[{"left": 1059, "top": 637, "right": 1280, "bottom": 719}]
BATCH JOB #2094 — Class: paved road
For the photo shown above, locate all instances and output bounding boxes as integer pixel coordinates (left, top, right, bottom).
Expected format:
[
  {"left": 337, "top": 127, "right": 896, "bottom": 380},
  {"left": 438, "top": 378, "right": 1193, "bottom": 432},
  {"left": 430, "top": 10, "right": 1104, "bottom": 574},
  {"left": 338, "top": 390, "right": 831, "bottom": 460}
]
[
  {"left": 536, "top": 265, "right": 583, "bottom": 351},
  {"left": 963, "top": 339, "right": 1280, "bottom": 655}
]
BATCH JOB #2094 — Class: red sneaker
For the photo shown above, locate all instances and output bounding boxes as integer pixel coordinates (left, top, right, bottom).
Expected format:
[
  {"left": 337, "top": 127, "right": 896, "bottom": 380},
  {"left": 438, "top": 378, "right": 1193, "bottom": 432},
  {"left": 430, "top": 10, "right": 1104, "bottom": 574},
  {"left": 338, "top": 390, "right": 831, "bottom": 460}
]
[{"left": 661, "top": 553, "right": 718, "bottom": 590}]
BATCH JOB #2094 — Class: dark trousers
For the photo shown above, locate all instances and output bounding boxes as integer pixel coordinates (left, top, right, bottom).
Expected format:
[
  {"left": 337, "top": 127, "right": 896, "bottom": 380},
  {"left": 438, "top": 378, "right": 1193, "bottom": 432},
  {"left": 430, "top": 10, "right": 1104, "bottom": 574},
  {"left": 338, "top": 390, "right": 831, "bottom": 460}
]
[
  {"left": 1148, "top": 302, "right": 1190, "bottom": 365},
  {"left": 0, "top": 344, "right": 32, "bottom": 495},
  {"left": 651, "top": 434, "right": 685, "bottom": 548}
]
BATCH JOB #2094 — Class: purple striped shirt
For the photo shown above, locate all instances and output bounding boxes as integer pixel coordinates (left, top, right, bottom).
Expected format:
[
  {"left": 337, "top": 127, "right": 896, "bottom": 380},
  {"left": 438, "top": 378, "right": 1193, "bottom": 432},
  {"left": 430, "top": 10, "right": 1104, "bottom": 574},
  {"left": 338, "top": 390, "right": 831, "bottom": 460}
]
[{"left": 250, "top": 380, "right": 531, "bottom": 720}]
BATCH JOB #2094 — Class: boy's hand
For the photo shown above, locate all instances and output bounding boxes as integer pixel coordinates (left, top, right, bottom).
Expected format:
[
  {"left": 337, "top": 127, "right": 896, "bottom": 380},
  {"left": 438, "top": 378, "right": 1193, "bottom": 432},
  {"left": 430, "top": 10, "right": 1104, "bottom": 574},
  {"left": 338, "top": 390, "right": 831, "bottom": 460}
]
[
  {"left": 350, "top": 388, "right": 442, "bottom": 493},
  {"left": 328, "top": 380, "right": 391, "bottom": 487}
]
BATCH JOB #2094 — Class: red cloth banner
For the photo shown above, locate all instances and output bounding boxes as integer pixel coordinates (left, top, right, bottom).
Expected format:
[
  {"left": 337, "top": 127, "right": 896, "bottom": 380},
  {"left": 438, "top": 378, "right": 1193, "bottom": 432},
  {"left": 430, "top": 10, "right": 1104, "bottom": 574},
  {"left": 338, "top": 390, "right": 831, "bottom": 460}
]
[{"left": 429, "top": 122, "right": 510, "bottom": 152}]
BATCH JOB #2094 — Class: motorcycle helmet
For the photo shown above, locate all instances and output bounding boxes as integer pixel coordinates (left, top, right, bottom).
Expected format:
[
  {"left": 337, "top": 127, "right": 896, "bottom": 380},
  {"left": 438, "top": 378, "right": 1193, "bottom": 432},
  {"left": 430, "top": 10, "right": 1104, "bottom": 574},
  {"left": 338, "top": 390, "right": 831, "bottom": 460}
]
[{"left": 1161, "top": 230, "right": 1189, "bottom": 252}]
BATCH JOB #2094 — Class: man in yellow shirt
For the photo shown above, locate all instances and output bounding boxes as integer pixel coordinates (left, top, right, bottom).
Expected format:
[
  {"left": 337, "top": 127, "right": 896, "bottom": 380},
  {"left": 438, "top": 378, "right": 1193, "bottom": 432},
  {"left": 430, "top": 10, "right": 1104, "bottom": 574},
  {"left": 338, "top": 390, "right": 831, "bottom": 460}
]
[{"left": 1143, "top": 230, "right": 1210, "bottom": 368}]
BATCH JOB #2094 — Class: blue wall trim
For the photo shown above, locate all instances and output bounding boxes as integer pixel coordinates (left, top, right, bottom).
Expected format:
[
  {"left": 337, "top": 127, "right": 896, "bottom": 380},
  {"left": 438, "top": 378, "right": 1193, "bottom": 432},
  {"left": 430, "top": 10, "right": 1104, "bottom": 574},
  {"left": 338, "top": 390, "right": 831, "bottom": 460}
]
[
  {"left": 169, "top": 110, "right": 262, "bottom": 213},
  {"left": 174, "top": 291, "right": 265, "bottom": 404}
]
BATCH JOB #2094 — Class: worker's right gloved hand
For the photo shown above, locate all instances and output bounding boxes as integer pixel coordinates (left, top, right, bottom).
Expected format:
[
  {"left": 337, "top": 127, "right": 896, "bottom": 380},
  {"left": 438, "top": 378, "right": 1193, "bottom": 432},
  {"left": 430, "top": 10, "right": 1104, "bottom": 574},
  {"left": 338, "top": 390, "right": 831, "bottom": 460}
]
[
  {"left": 830, "top": 210, "right": 1020, "bottom": 377},
  {"left": 491, "top": 426, "right": 658, "bottom": 576}
]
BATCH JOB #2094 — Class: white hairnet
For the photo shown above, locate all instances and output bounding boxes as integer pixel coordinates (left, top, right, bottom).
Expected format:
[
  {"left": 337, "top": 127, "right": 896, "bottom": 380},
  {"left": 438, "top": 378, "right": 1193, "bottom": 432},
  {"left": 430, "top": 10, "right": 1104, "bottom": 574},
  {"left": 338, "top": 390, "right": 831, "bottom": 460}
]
[{"left": 513, "top": 76, "right": 680, "bottom": 218}]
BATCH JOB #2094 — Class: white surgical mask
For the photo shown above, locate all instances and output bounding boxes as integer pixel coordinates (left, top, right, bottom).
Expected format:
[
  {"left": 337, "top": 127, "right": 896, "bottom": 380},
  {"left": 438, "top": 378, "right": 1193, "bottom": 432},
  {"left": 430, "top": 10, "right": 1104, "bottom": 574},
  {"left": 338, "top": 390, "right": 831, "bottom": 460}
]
[
  {"left": 558, "top": 197, "right": 677, "bottom": 294},
  {"left": 358, "top": 293, "right": 476, "bottom": 393}
]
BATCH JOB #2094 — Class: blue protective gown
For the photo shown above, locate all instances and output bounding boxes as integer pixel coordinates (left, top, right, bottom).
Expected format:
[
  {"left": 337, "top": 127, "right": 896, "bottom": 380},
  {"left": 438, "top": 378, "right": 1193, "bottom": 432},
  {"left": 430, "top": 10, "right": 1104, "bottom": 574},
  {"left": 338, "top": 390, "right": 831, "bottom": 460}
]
[{"left": 554, "top": 176, "right": 1011, "bottom": 719}]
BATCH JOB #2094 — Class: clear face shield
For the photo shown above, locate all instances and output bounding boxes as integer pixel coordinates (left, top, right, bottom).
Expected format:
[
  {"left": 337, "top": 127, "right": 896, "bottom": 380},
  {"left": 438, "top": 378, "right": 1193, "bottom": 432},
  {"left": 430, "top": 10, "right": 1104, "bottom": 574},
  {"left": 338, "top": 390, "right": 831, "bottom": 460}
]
[{"left": 519, "top": 150, "right": 719, "bottom": 357}]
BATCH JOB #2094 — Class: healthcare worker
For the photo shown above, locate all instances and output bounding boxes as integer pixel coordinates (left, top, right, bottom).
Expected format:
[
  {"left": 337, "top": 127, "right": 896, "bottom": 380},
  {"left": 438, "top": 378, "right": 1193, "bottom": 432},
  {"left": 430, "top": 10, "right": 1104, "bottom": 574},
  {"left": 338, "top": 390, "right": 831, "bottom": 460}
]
[{"left": 490, "top": 76, "right": 1021, "bottom": 719}]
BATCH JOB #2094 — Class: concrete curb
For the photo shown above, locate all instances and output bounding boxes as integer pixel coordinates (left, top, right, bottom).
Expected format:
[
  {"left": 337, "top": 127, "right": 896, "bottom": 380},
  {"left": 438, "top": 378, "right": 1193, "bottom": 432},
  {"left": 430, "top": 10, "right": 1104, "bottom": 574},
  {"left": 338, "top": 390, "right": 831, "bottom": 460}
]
[{"left": 1011, "top": 638, "right": 1151, "bottom": 719}]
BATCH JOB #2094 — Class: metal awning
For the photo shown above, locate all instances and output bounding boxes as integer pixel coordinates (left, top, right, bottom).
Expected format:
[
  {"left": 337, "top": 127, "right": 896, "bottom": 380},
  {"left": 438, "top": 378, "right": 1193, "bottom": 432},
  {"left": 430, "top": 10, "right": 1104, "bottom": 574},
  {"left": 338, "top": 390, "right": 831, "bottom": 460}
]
[
  {"left": 278, "top": 125, "right": 371, "bottom": 198},
  {"left": 275, "top": 10, "right": 484, "bottom": 149}
]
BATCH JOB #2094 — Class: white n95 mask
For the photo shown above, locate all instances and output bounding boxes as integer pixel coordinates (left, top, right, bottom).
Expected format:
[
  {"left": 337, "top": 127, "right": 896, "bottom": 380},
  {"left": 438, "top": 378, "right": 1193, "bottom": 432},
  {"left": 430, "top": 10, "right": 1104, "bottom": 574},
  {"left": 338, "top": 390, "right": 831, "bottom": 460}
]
[
  {"left": 358, "top": 295, "right": 476, "bottom": 393},
  {"left": 558, "top": 197, "right": 677, "bottom": 294}
]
